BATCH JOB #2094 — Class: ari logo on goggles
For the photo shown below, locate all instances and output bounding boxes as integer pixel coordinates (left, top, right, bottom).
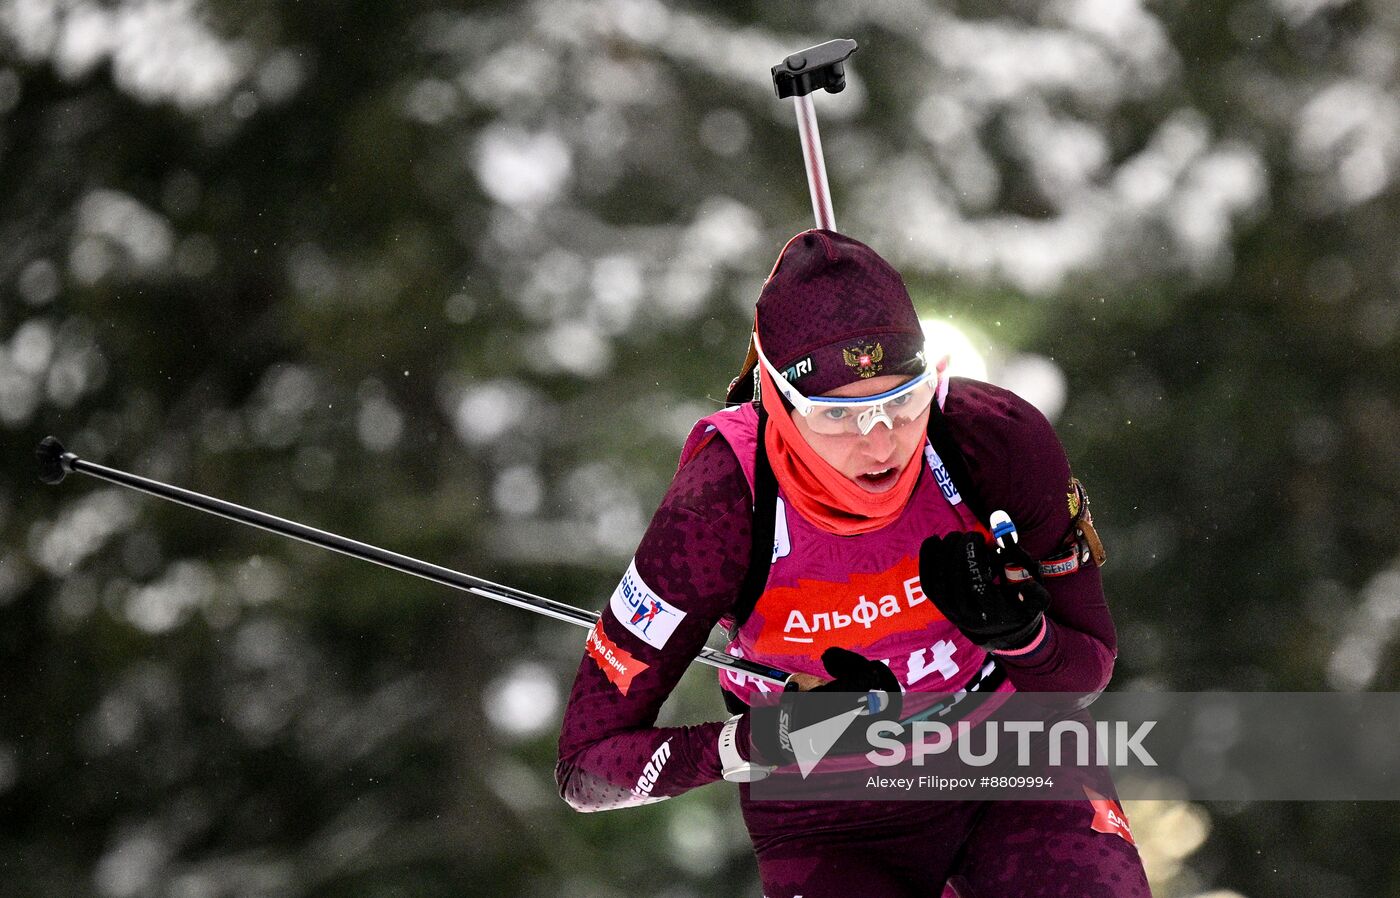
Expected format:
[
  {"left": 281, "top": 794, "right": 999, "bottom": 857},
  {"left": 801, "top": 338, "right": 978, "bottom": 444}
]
[{"left": 754, "top": 333, "right": 935, "bottom": 436}]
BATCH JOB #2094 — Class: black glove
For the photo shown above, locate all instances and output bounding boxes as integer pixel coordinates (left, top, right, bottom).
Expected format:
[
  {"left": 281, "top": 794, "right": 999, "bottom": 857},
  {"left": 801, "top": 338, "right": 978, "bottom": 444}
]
[
  {"left": 750, "top": 647, "right": 902, "bottom": 766},
  {"left": 919, "top": 531, "right": 1050, "bottom": 651}
]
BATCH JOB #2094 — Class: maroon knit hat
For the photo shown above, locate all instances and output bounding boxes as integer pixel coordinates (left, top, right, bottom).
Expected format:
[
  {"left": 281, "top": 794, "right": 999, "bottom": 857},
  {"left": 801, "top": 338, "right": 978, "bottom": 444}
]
[{"left": 755, "top": 229, "right": 926, "bottom": 396}]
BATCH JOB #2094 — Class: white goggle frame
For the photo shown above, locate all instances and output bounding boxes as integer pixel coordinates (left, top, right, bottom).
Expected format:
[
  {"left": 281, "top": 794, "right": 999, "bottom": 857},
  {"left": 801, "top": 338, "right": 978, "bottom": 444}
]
[{"left": 753, "top": 332, "right": 935, "bottom": 436}]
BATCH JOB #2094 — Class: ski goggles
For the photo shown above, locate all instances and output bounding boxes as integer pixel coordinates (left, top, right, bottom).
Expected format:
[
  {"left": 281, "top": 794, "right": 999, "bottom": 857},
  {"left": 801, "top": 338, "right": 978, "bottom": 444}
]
[{"left": 753, "top": 332, "right": 936, "bottom": 436}]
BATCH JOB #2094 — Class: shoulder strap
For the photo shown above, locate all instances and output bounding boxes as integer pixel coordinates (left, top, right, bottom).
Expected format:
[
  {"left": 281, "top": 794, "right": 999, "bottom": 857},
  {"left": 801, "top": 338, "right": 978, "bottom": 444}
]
[
  {"left": 925, "top": 394, "right": 989, "bottom": 527},
  {"left": 728, "top": 406, "right": 777, "bottom": 639}
]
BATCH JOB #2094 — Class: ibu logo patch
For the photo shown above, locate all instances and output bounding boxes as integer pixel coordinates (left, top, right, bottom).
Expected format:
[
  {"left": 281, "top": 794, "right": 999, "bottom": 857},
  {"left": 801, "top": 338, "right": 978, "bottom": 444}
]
[
  {"left": 772, "top": 496, "right": 792, "bottom": 563},
  {"left": 610, "top": 559, "right": 686, "bottom": 649},
  {"left": 924, "top": 445, "right": 963, "bottom": 506}
]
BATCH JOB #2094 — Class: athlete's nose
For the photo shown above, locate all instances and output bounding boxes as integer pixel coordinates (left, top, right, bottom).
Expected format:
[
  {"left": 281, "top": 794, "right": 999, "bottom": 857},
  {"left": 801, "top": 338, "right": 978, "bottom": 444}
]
[{"left": 860, "top": 418, "right": 897, "bottom": 460}]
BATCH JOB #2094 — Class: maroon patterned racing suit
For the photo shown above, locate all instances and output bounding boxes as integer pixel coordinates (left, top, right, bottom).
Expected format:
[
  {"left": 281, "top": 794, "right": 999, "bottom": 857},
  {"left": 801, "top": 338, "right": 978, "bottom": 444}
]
[{"left": 556, "top": 379, "right": 1150, "bottom": 897}]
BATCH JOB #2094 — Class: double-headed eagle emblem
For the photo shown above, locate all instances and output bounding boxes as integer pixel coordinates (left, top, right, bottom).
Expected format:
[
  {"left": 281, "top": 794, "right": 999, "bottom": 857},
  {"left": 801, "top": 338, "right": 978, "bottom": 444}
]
[{"left": 843, "top": 342, "right": 884, "bottom": 378}]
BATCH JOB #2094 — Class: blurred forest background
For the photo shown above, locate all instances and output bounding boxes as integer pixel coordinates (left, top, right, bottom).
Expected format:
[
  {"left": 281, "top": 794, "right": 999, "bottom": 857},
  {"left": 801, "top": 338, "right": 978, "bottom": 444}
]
[{"left": 3, "top": 0, "right": 1400, "bottom": 895}]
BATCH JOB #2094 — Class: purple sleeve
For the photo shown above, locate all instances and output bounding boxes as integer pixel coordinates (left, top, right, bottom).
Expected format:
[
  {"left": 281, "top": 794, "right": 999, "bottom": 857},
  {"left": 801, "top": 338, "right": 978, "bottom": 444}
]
[
  {"left": 555, "top": 434, "right": 752, "bottom": 812},
  {"left": 944, "top": 379, "right": 1117, "bottom": 694}
]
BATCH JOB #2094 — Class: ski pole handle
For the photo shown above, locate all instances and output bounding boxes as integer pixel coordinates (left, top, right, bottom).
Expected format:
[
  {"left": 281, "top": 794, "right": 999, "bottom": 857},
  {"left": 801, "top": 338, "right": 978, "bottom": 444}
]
[
  {"left": 989, "top": 509, "right": 1036, "bottom": 582},
  {"left": 772, "top": 39, "right": 858, "bottom": 232}
]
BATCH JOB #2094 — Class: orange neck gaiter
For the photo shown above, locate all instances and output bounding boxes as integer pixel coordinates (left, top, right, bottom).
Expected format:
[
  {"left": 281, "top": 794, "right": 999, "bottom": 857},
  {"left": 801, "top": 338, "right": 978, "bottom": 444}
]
[{"left": 760, "top": 365, "right": 924, "bottom": 536}]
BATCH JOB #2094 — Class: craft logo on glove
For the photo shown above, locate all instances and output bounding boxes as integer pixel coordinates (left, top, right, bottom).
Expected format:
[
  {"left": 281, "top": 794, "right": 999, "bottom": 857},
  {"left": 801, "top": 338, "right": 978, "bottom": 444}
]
[
  {"left": 610, "top": 559, "right": 686, "bottom": 649},
  {"left": 962, "top": 540, "right": 990, "bottom": 598}
]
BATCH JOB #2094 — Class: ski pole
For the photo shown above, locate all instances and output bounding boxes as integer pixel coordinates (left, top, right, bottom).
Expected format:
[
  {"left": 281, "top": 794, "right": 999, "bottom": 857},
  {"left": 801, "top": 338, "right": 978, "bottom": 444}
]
[
  {"left": 721, "top": 40, "right": 861, "bottom": 407},
  {"left": 771, "top": 39, "right": 858, "bottom": 232},
  {"left": 35, "top": 437, "right": 791, "bottom": 687}
]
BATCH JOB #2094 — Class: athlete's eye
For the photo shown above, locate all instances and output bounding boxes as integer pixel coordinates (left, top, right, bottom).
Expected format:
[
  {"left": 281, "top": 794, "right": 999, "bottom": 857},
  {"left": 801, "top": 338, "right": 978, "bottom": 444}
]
[
  {"left": 820, "top": 407, "right": 850, "bottom": 422},
  {"left": 888, "top": 393, "right": 914, "bottom": 409}
]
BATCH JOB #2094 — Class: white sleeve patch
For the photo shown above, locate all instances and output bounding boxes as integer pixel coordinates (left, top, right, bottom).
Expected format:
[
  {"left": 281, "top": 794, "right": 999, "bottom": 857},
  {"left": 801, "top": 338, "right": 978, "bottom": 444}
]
[{"left": 609, "top": 559, "right": 686, "bottom": 650}]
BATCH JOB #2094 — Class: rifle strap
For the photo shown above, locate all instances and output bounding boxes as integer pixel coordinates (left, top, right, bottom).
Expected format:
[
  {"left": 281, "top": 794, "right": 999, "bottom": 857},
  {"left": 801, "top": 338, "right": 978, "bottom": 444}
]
[{"left": 728, "top": 406, "right": 779, "bottom": 640}]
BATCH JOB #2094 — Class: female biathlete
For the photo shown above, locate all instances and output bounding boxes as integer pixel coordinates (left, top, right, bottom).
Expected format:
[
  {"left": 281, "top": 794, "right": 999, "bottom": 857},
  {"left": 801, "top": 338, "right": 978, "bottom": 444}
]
[{"left": 556, "top": 229, "right": 1150, "bottom": 897}]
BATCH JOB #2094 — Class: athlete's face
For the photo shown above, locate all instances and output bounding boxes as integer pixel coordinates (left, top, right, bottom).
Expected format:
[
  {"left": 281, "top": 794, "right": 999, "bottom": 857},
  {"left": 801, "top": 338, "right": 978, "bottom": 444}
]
[{"left": 789, "top": 374, "right": 932, "bottom": 493}]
